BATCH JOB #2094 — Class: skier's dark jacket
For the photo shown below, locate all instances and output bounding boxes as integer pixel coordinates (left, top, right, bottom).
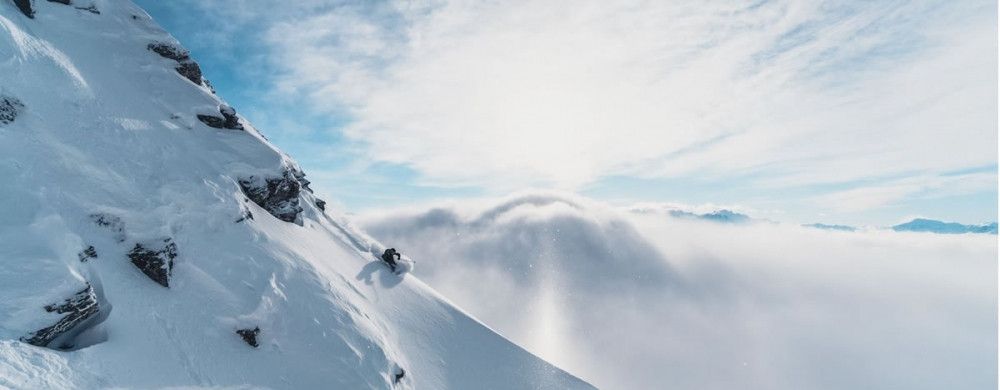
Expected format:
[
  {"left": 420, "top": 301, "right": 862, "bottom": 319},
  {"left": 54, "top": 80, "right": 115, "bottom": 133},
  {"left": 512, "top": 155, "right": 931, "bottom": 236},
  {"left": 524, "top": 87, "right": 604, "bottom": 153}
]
[{"left": 382, "top": 248, "right": 401, "bottom": 268}]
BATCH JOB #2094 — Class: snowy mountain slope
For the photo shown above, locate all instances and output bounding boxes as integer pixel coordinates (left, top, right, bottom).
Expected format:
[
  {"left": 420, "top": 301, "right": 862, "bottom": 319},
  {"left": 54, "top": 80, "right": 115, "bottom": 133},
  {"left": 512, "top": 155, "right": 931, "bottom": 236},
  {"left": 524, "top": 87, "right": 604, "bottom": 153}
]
[
  {"left": 0, "top": 2, "right": 593, "bottom": 389},
  {"left": 361, "top": 193, "right": 998, "bottom": 390}
]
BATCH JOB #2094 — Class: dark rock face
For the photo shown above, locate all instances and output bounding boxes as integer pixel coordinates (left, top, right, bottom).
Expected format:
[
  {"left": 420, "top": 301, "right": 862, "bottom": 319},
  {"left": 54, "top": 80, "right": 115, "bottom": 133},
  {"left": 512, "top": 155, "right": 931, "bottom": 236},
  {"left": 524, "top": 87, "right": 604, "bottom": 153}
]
[
  {"left": 236, "top": 327, "right": 260, "bottom": 347},
  {"left": 289, "top": 167, "right": 312, "bottom": 193},
  {"left": 219, "top": 105, "right": 243, "bottom": 130},
  {"left": 197, "top": 105, "right": 243, "bottom": 130},
  {"left": 238, "top": 171, "right": 303, "bottom": 223},
  {"left": 78, "top": 245, "right": 97, "bottom": 262},
  {"left": 90, "top": 213, "right": 126, "bottom": 242},
  {"left": 0, "top": 96, "right": 24, "bottom": 125},
  {"left": 394, "top": 368, "right": 405, "bottom": 384},
  {"left": 315, "top": 199, "right": 326, "bottom": 211},
  {"left": 147, "top": 42, "right": 203, "bottom": 85},
  {"left": 204, "top": 79, "right": 216, "bottom": 94},
  {"left": 45, "top": 0, "right": 70, "bottom": 4},
  {"left": 128, "top": 239, "right": 176, "bottom": 288},
  {"left": 174, "top": 61, "right": 202, "bottom": 85},
  {"left": 147, "top": 42, "right": 187, "bottom": 61},
  {"left": 22, "top": 284, "right": 101, "bottom": 349},
  {"left": 75, "top": 4, "right": 98, "bottom": 14},
  {"left": 197, "top": 114, "right": 225, "bottom": 128},
  {"left": 13, "top": 0, "right": 34, "bottom": 18}
]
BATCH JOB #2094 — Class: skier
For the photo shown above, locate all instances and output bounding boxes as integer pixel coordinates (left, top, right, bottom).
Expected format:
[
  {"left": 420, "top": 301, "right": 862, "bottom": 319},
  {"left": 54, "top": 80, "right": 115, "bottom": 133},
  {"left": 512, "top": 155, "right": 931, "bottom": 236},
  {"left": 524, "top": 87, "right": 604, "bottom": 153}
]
[{"left": 381, "top": 248, "right": 401, "bottom": 271}]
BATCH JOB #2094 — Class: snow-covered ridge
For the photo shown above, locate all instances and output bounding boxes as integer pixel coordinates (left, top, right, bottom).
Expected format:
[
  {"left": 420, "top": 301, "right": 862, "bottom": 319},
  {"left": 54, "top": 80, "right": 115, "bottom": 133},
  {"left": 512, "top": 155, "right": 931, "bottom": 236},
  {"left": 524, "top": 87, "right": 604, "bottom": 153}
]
[{"left": 0, "top": 1, "right": 592, "bottom": 388}]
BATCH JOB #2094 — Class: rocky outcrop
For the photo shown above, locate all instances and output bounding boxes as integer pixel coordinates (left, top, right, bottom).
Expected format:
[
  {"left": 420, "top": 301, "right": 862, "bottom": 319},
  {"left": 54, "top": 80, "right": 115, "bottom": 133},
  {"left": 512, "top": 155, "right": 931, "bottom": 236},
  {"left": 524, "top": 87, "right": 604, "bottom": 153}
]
[
  {"left": 147, "top": 42, "right": 203, "bottom": 85},
  {"left": 394, "top": 368, "right": 406, "bottom": 384},
  {"left": 196, "top": 114, "right": 225, "bottom": 128},
  {"left": 289, "top": 167, "right": 312, "bottom": 193},
  {"left": 174, "top": 61, "right": 202, "bottom": 85},
  {"left": 128, "top": 239, "right": 176, "bottom": 288},
  {"left": 22, "top": 284, "right": 102, "bottom": 349},
  {"left": 78, "top": 245, "right": 97, "bottom": 262},
  {"left": 12, "top": 0, "right": 34, "bottom": 18},
  {"left": 219, "top": 105, "right": 243, "bottom": 130},
  {"left": 42, "top": 0, "right": 99, "bottom": 13},
  {"left": 236, "top": 327, "right": 260, "bottom": 347},
  {"left": 197, "top": 104, "right": 243, "bottom": 130},
  {"left": 0, "top": 96, "right": 24, "bottom": 125},
  {"left": 315, "top": 199, "right": 326, "bottom": 211},
  {"left": 90, "top": 213, "right": 125, "bottom": 242},
  {"left": 75, "top": 3, "right": 98, "bottom": 14},
  {"left": 238, "top": 171, "right": 303, "bottom": 223}
]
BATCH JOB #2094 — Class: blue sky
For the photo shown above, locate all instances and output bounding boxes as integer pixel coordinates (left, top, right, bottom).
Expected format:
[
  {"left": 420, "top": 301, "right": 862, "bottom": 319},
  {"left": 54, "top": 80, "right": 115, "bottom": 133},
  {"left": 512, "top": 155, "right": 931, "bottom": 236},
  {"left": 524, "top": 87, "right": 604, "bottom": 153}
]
[{"left": 134, "top": 0, "right": 997, "bottom": 226}]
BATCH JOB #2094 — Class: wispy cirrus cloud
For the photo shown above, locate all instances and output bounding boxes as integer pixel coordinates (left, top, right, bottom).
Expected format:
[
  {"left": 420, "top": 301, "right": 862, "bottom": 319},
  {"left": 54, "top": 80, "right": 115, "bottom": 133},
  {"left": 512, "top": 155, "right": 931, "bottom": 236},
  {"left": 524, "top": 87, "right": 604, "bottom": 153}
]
[
  {"left": 255, "top": 0, "right": 995, "bottom": 191},
  {"left": 816, "top": 170, "right": 998, "bottom": 213},
  {"left": 136, "top": 0, "right": 996, "bottom": 222}
]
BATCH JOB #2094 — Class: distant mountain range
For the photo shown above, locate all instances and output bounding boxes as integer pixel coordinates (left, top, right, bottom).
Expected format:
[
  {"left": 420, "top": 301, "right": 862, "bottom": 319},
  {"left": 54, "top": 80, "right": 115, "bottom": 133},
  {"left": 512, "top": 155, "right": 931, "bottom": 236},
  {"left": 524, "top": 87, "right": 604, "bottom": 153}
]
[
  {"left": 891, "top": 219, "right": 998, "bottom": 235},
  {"left": 668, "top": 209, "right": 752, "bottom": 223},
  {"left": 802, "top": 223, "right": 857, "bottom": 232},
  {"left": 633, "top": 205, "right": 996, "bottom": 235},
  {"left": 803, "top": 219, "right": 998, "bottom": 235}
]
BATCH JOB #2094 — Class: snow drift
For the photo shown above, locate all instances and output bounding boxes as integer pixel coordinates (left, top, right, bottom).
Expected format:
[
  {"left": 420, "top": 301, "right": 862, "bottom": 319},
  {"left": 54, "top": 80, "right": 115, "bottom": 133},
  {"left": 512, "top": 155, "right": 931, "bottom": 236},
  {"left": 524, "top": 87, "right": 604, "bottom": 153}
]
[
  {"left": 362, "top": 193, "right": 998, "bottom": 390},
  {"left": 0, "top": 2, "right": 592, "bottom": 389}
]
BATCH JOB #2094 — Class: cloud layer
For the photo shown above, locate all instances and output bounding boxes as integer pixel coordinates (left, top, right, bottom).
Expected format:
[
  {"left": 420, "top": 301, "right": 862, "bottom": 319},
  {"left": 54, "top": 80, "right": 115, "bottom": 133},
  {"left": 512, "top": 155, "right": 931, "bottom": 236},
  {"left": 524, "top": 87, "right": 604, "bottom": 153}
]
[{"left": 361, "top": 193, "right": 997, "bottom": 390}]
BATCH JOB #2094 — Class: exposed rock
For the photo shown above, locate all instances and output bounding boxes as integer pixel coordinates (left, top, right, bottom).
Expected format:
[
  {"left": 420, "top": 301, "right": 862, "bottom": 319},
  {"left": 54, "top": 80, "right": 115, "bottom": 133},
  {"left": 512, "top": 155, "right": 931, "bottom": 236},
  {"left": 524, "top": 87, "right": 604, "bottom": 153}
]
[
  {"left": 238, "top": 170, "right": 303, "bottom": 223},
  {"left": 219, "top": 105, "right": 243, "bottom": 130},
  {"left": 90, "top": 213, "right": 125, "bottom": 242},
  {"left": 196, "top": 114, "right": 225, "bottom": 129},
  {"left": 147, "top": 42, "right": 187, "bottom": 61},
  {"left": 174, "top": 61, "right": 202, "bottom": 85},
  {"left": 315, "top": 199, "right": 326, "bottom": 211},
  {"left": 75, "top": 4, "right": 98, "bottom": 14},
  {"left": 45, "top": 0, "right": 70, "bottom": 4},
  {"left": 236, "top": 327, "right": 260, "bottom": 347},
  {"left": 204, "top": 78, "right": 216, "bottom": 94},
  {"left": 13, "top": 0, "right": 34, "bottom": 18},
  {"left": 197, "top": 105, "right": 243, "bottom": 130},
  {"left": 127, "top": 239, "right": 176, "bottom": 288},
  {"left": 289, "top": 167, "right": 312, "bottom": 193},
  {"left": 22, "top": 284, "right": 102, "bottom": 349},
  {"left": 78, "top": 245, "right": 97, "bottom": 262},
  {"left": 0, "top": 96, "right": 24, "bottom": 125},
  {"left": 394, "top": 368, "right": 405, "bottom": 384},
  {"left": 147, "top": 42, "right": 203, "bottom": 85}
]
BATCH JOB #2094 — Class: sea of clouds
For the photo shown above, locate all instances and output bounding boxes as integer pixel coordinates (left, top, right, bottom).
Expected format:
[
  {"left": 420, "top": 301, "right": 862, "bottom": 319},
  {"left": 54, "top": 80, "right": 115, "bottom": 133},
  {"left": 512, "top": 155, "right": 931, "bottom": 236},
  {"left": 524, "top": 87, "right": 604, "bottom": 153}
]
[{"left": 360, "top": 193, "right": 997, "bottom": 390}]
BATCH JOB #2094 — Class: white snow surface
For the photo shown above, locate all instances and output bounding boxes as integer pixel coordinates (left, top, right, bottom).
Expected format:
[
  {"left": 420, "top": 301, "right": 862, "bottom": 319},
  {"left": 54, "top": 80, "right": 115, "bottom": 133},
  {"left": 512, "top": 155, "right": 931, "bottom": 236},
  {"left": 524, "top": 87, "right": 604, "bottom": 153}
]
[{"left": 0, "top": 2, "right": 592, "bottom": 389}]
